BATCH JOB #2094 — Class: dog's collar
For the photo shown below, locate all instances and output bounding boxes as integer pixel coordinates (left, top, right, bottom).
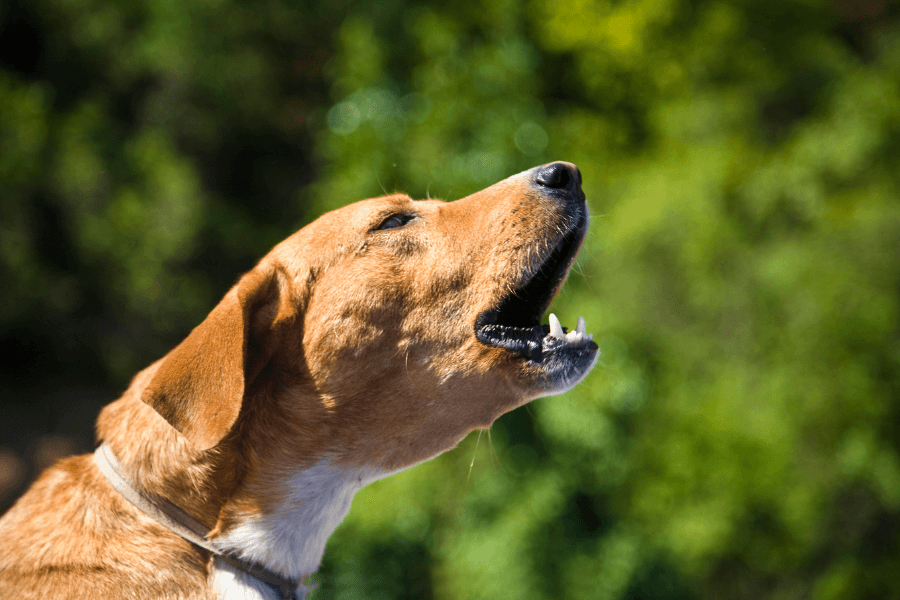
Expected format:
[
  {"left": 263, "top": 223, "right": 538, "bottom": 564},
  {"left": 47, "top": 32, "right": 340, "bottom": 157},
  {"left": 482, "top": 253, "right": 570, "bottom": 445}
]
[{"left": 93, "top": 443, "right": 302, "bottom": 600}]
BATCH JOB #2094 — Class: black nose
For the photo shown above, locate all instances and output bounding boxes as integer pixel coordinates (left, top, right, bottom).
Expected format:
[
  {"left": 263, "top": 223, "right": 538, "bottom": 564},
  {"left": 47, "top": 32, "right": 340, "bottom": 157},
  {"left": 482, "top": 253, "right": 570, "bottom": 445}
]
[{"left": 534, "top": 162, "right": 583, "bottom": 194}]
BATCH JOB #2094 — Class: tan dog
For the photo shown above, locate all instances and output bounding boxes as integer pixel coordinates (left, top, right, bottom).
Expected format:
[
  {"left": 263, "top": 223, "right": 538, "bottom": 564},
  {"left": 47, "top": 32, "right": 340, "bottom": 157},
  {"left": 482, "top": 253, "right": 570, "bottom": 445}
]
[{"left": 0, "top": 162, "right": 598, "bottom": 599}]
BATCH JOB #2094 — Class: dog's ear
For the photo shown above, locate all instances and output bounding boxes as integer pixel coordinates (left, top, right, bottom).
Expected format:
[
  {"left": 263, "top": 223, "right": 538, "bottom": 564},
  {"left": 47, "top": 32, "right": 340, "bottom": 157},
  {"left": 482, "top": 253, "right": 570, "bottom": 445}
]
[{"left": 140, "top": 265, "right": 290, "bottom": 450}]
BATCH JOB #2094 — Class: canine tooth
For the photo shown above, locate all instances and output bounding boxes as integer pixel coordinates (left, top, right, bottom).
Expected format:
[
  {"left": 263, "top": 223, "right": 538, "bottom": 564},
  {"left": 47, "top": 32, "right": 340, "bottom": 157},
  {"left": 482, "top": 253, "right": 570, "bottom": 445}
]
[
  {"left": 549, "top": 313, "right": 565, "bottom": 340},
  {"left": 576, "top": 316, "right": 586, "bottom": 335}
]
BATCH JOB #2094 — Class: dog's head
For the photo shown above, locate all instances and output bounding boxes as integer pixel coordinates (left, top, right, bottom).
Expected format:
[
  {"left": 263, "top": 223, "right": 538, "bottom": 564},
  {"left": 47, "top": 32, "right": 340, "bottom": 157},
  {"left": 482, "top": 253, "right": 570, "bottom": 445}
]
[{"left": 141, "top": 162, "right": 598, "bottom": 472}]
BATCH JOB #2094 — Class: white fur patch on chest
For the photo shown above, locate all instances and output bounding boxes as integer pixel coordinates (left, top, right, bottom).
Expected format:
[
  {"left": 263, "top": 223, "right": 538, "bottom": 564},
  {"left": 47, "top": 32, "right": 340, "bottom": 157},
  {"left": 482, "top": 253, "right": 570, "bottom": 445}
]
[
  {"left": 211, "top": 460, "right": 386, "bottom": 599},
  {"left": 212, "top": 557, "right": 290, "bottom": 600}
]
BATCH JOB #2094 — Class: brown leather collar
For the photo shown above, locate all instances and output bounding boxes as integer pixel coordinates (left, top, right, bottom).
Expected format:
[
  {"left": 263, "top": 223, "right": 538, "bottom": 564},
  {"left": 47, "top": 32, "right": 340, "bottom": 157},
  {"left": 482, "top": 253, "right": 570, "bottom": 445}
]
[{"left": 93, "top": 443, "right": 301, "bottom": 599}]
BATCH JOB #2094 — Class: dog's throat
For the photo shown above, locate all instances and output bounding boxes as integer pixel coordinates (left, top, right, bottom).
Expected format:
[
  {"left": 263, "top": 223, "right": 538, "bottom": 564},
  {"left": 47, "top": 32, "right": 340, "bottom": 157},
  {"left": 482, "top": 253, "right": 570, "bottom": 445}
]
[{"left": 210, "top": 459, "right": 391, "bottom": 585}]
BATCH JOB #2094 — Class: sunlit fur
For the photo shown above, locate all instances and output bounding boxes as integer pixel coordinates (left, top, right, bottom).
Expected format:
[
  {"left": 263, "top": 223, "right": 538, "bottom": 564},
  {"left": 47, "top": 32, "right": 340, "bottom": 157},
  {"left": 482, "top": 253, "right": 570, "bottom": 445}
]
[{"left": 0, "top": 163, "right": 593, "bottom": 599}]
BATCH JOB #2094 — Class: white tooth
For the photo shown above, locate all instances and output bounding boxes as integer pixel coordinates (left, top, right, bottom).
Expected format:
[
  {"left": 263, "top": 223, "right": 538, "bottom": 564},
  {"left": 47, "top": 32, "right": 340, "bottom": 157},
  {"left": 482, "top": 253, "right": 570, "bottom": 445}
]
[
  {"left": 576, "top": 316, "right": 586, "bottom": 335},
  {"left": 549, "top": 313, "right": 565, "bottom": 339},
  {"left": 588, "top": 333, "right": 593, "bottom": 341},
  {"left": 566, "top": 330, "right": 582, "bottom": 343}
]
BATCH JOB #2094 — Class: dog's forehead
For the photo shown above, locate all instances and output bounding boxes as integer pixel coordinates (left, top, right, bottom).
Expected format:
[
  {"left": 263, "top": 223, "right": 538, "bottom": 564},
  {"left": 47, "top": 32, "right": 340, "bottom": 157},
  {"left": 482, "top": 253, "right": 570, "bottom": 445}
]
[{"left": 266, "top": 193, "right": 444, "bottom": 271}]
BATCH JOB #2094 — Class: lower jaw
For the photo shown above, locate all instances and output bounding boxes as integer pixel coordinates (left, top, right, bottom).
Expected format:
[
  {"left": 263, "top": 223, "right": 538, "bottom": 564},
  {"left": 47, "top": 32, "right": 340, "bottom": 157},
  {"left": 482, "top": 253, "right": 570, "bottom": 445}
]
[
  {"left": 476, "top": 323, "right": 600, "bottom": 396},
  {"left": 525, "top": 340, "right": 599, "bottom": 397}
]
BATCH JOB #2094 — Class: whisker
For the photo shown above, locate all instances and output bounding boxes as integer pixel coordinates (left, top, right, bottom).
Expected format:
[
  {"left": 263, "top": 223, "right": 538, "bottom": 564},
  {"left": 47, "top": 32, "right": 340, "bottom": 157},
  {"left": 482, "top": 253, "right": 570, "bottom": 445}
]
[
  {"left": 376, "top": 174, "right": 389, "bottom": 196},
  {"left": 465, "top": 430, "right": 484, "bottom": 488},
  {"left": 487, "top": 427, "right": 503, "bottom": 469},
  {"left": 524, "top": 403, "right": 536, "bottom": 421}
]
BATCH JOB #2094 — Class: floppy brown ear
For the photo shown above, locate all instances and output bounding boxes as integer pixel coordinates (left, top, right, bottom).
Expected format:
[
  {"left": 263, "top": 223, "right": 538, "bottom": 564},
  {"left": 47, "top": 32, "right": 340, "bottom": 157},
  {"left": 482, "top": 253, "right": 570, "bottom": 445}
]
[{"left": 140, "top": 266, "right": 285, "bottom": 451}]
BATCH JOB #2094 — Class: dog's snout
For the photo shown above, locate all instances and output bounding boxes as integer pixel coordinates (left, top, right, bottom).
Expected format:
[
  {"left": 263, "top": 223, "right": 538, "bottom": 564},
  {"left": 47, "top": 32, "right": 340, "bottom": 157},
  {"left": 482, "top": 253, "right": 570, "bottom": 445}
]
[{"left": 534, "top": 162, "right": 583, "bottom": 195}]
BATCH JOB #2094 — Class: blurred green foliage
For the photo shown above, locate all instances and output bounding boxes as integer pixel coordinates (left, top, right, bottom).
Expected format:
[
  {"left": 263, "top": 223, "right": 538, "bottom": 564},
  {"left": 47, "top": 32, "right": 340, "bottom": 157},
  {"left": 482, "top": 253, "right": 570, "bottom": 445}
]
[{"left": 2, "top": 0, "right": 899, "bottom": 598}]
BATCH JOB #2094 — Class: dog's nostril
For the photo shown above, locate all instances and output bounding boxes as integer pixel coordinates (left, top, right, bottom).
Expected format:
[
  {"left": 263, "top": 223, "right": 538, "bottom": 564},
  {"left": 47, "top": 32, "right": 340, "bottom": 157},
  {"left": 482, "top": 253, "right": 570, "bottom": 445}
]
[{"left": 535, "top": 162, "right": 580, "bottom": 191}]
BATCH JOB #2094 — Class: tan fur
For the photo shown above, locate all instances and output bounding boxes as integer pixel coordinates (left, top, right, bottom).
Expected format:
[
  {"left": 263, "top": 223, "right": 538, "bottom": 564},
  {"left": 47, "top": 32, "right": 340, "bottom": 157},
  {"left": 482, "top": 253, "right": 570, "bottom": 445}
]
[{"left": 0, "top": 165, "right": 590, "bottom": 598}]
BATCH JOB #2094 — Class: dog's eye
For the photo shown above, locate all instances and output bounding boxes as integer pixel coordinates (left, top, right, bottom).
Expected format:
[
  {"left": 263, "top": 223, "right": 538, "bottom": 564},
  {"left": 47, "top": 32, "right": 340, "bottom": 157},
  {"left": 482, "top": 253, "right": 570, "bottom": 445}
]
[{"left": 375, "top": 213, "right": 415, "bottom": 231}]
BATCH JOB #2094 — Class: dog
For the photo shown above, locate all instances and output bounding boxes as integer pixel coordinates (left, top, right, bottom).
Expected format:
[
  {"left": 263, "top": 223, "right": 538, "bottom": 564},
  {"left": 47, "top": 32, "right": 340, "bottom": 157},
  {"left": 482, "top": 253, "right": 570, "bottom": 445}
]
[{"left": 0, "top": 162, "right": 598, "bottom": 599}]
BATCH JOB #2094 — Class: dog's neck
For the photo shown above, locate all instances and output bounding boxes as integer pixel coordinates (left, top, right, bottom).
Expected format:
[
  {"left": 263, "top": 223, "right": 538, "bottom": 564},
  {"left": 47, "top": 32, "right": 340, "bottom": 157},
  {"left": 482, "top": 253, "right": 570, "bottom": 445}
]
[
  {"left": 96, "top": 381, "right": 389, "bottom": 585},
  {"left": 212, "top": 459, "right": 386, "bottom": 580}
]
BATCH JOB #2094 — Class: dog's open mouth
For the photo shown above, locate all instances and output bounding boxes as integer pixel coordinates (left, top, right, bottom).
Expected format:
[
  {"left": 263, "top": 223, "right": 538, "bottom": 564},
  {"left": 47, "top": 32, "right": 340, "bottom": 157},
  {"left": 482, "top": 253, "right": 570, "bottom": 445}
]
[{"left": 474, "top": 212, "right": 598, "bottom": 364}]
